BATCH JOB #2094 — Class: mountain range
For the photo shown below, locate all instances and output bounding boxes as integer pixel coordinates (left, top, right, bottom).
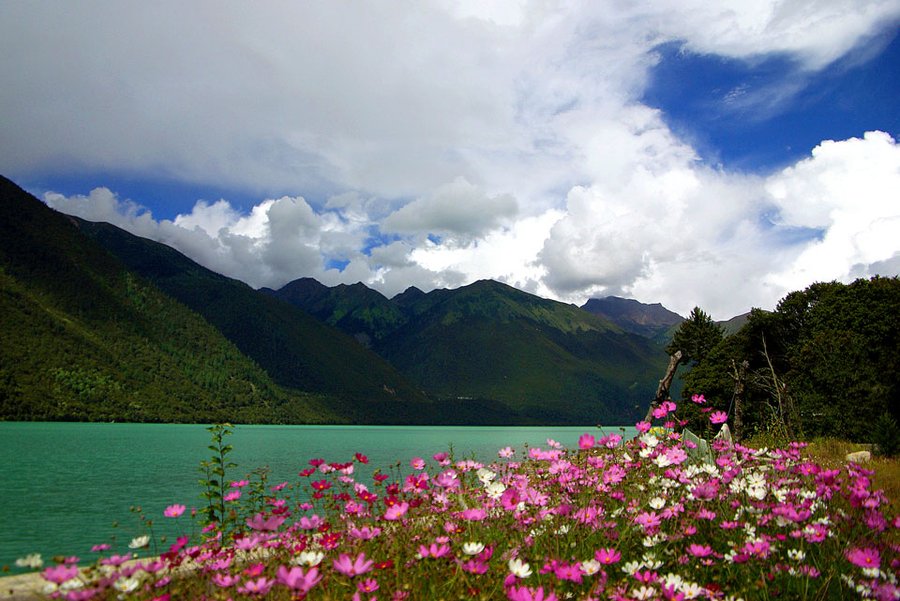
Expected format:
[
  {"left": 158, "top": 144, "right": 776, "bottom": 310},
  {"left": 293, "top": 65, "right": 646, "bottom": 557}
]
[{"left": 1, "top": 174, "right": 744, "bottom": 425}]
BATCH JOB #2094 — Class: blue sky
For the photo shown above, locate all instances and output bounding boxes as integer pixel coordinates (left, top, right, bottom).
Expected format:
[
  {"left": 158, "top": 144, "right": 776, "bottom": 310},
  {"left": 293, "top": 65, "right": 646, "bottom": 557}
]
[{"left": 1, "top": 2, "right": 898, "bottom": 318}]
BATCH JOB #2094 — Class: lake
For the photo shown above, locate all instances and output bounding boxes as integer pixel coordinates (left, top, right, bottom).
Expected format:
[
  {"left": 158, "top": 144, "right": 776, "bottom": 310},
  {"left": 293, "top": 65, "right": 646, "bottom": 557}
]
[{"left": 0, "top": 422, "right": 635, "bottom": 569}]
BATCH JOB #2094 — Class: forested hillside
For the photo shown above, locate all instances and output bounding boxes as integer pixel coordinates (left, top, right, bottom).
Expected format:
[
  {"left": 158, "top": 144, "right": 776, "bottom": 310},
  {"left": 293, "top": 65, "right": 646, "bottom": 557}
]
[
  {"left": 670, "top": 277, "right": 900, "bottom": 447},
  {"left": 0, "top": 176, "right": 339, "bottom": 423}
]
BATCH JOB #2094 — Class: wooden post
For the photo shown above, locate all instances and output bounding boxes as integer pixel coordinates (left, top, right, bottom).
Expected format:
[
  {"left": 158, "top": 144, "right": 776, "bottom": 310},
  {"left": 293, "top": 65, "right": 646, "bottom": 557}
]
[{"left": 644, "top": 350, "right": 682, "bottom": 422}]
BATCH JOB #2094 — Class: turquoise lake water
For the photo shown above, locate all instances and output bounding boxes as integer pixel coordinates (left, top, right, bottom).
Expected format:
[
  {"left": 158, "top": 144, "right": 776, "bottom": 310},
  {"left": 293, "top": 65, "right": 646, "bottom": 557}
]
[{"left": 0, "top": 422, "right": 635, "bottom": 569}]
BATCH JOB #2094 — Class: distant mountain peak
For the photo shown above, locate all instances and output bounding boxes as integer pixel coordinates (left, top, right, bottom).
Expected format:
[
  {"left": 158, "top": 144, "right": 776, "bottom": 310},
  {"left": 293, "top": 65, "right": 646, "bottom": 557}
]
[{"left": 581, "top": 296, "right": 683, "bottom": 338}]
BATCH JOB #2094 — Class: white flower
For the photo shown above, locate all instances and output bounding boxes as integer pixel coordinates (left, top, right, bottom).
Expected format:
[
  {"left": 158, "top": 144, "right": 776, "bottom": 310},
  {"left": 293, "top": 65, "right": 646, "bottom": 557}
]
[
  {"left": 653, "top": 454, "right": 672, "bottom": 468},
  {"left": 293, "top": 550, "right": 324, "bottom": 566},
  {"left": 681, "top": 582, "right": 704, "bottom": 599},
  {"left": 747, "top": 486, "right": 766, "bottom": 500},
  {"left": 128, "top": 535, "right": 150, "bottom": 549},
  {"left": 622, "top": 560, "right": 641, "bottom": 575},
  {"left": 508, "top": 557, "right": 532, "bottom": 578},
  {"left": 485, "top": 481, "right": 506, "bottom": 499},
  {"left": 661, "top": 573, "right": 683, "bottom": 589},
  {"left": 580, "top": 559, "right": 601, "bottom": 575},
  {"left": 114, "top": 576, "right": 140, "bottom": 593},
  {"left": 787, "top": 548, "right": 806, "bottom": 562},
  {"left": 476, "top": 468, "right": 496, "bottom": 485},
  {"left": 631, "top": 585, "right": 657, "bottom": 600},
  {"left": 641, "top": 553, "right": 662, "bottom": 569},
  {"left": 648, "top": 496, "right": 666, "bottom": 510},
  {"left": 15, "top": 553, "right": 43, "bottom": 569},
  {"left": 640, "top": 434, "right": 659, "bottom": 448},
  {"left": 462, "top": 542, "right": 485, "bottom": 556},
  {"left": 555, "top": 525, "right": 570, "bottom": 535}
]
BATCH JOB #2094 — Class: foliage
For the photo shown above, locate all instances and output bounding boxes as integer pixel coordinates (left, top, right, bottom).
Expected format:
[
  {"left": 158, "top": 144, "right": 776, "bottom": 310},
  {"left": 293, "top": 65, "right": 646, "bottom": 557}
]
[
  {"left": 665, "top": 307, "right": 724, "bottom": 365},
  {"left": 679, "top": 277, "right": 900, "bottom": 444},
  {"left": 199, "top": 424, "right": 239, "bottom": 528},
  {"left": 26, "top": 419, "right": 900, "bottom": 600}
]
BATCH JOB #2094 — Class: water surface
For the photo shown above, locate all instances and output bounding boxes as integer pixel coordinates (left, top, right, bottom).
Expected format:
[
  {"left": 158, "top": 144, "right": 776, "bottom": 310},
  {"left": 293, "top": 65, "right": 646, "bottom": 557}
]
[{"left": 0, "top": 422, "right": 634, "bottom": 568}]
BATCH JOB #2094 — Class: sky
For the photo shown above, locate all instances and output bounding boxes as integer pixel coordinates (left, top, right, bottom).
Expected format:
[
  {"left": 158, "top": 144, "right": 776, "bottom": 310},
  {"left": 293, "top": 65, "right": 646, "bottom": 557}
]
[{"left": 1, "top": 1, "right": 899, "bottom": 319}]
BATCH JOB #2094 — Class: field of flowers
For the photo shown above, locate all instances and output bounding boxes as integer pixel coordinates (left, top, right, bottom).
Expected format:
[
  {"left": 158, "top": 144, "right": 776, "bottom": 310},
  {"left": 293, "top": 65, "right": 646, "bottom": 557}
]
[{"left": 23, "top": 399, "right": 900, "bottom": 600}]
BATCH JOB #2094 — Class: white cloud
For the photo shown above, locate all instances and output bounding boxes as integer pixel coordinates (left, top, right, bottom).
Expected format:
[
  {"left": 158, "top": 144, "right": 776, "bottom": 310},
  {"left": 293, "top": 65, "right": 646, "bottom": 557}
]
[
  {"left": 9, "top": 2, "right": 900, "bottom": 317},
  {"left": 382, "top": 177, "right": 518, "bottom": 240}
]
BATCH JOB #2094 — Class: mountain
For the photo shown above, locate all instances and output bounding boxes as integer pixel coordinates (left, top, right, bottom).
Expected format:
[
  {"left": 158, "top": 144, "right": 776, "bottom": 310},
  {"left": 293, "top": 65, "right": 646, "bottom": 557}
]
[
  {"left": 581, "top": 296, "right": 683, "bottom": 339},
  {"left": 74, "top": 220, "right": 428, "bottom": 421},
  {"left": 0, "top": 175, "right": 338, "bottom": 423},
  {"left": 262, "top": 278, "right": 406, "bottom": 348},
  {"left": 272, "top": 277, "right": 669, "bottom": 424}
]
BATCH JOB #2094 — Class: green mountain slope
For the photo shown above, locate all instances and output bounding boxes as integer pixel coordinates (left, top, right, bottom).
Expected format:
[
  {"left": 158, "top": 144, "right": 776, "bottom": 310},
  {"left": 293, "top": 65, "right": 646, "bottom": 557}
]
[
  {"left": 263, "top": 278, "right": 407, "bottom": 348},
  {"left": 382, "top": 280, "right": 666, "bottom": 424},
  {"left": 0, "top": 175, "right": 337, "bottom": 423},
  {"left": 581, "top": 296, "right": 684, "bottom": 339},
  {"left": 74, "top": 221, "right": 427, "bottom": 418}
]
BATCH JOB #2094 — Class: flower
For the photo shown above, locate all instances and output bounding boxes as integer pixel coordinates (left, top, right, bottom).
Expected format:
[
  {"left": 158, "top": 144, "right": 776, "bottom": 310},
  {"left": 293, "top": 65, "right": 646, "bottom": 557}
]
[
  {"left": 15, "top": 553, "right": 43, "bottom": 569},
  {"left": 333, "top": 552, "right": 374, "bottom": 577},
  {"left": 42, "top": 564, "right": 79, "bottom": 584},
  {"left": 383, "top": 501, "right": 409, "bottom": 521},
  {"left": 499, "top": 446, "right": 515, "bottom": 458},
  {"left": 507, "top": 585, "right": 558, "bottom": 601},
  {"left": 276, "top": 565, "right": 322, "bottom": 593},
  {"left": 163, "top": 504, "right": 185, "bottom": 518},
  {"left": 691, "top": 394, "right": 706, "bottom": 404},
  {"left": 128, "top": 535, "right": 150, "bottom": 549},
  {"left": 846, "top": 547, "right": 880, "bottom": 569},
  {"left": 238, "top": 576, "right": 274, "bottom": 596},
  {"left": 462, "top": 542, "right": 485, "bottom": 556},
  {"left": 595, "top": 548, "right": 621, "bottom": 565},
  {"left": 293, "top": 551, "right": 325, "bottom": 567},
  {"left": 710, "top": 411, "right": 728, "bottom": 424},
  {"left": 578, "top": 433, "right": 596, "bottom": 449},
  {"left": 508, "top": 557, "right": 533, "bottom": 578}
]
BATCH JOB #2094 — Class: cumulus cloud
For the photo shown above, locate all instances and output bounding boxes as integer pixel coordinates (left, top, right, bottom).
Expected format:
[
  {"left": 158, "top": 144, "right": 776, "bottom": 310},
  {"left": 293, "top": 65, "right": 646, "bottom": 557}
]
[
  {"left": 8, "top": 2, "right": 900, "bottom": 316},
  {"left": 382, "top": 177, "right": 518, "bottom": 240}
]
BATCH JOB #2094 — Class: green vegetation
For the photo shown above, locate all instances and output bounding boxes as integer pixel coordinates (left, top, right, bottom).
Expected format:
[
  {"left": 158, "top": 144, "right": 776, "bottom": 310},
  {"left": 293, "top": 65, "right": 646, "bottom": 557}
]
[{"left": 675, "top": 276, "right": 900, "bottom": 447}]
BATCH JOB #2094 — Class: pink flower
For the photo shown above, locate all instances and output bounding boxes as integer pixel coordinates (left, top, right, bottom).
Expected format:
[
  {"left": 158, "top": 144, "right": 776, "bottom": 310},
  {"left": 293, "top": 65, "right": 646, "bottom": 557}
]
[
  {"left": 224, "top": 490, "right": 241, "bottom": 502},
  {"left": 212, "top": 573, "right": 240, "bottom": 588},
  {"left": 459, "top": 508, "right": 486, "bottom": 521},
  {"left": 846, "top": 547, "right": 880, "bottom": 569},
  {"left": 634, "top": 511, "right": 662, "bottom": 531},
  {"left": 499, "top": 446, "right": 515, "bottom": 458},
  {"left": 163, "top": 504, "right": 185, "bottom": 518},
  {"left": 237, "top": 576, "right": 274, "bottom": 596},
  {"left": 358, "top": 577, "right": 380, "bottom": 593},
  {"left": 333, "top": 552, "right": 374, "bottom": 577},
  {"left": 418, "top": 542, "right": 450, "bottom": 558},
  {"left": 245, "top": 512, "right": 286, "bottom": 531},
  {"left": 410, "top": 457, "right": 426, "bottom": 470},
  {"left": 710, "top": 411, "right": 728, "bottom": 424},
  {"left": 687, "top": 543, "right": 713, "bottom": 558},
  {"left": 276, "top": 565, "right": 322, "bottom": 593},
  {"left": 507, "top": 585, "right": 558, "bottom": 601},
  {"left": 691, "top": 394, "right": 706, "bottom": 404},
  {"left": 578, "top": 433, "right": 596, "bottom": 449},
  {"left": 594, "top": 547, "right": 621, "bottom": 565},
  {"left": 42, "top": 564, "right": 79, "bottom": 584},
  {"left": 635, "top": 421, "right": 652, "bottom": 433},
  {"left": 383, "top": 501, "right": 409, "bottom": 521}
]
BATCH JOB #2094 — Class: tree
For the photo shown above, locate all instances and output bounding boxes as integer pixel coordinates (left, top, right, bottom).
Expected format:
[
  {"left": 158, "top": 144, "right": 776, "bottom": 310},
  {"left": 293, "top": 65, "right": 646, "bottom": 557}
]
[{"left": 666, "top": 307, "right": 725, "bottom": 365}]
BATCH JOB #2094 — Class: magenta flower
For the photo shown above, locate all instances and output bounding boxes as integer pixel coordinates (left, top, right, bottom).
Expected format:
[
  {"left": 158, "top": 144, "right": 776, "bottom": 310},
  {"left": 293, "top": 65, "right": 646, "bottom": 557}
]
[
  {"left": 410, "top": 456, "right": 426, "bottom": 470},
  {"left": 358, "top": 577, "right": 380, "bottom": 593},
  {"left": 223, "top": 490, "right": 241, "bottom": 502},
  {"left": 688, "top": 543, "right": 714, "bottom": 558},
  {"left": 383, "top": 501, "right": 409, "bottom": 521},
  {"left": 578, "top": 433, "right": 596, "bottom": 449},
  {"left": 237, "top": 576, "right": 274, "bottom": 596},
  {"left": 212, "top": 573, "right": 240, "bottom": 588},
  {"left": 42, "top": 564, "right": 79, "bottom": 584},
  {"left": 418, "top": 542, "right": 451, "bottom": 558},
  {"left": 710, "top": 411, "right": 728, "bottom": 424},
  {"left": 276, "top": 565, "right": 322, "bottom": 593},
  {"left": 245, "top": 512, "right": 286, "bottom": 531},
  {"left": 691, "top": 393, "right": 707, "bottom": 404},
  {"left": 846, "top": 546, "right": 881, "bottom": 569},
  {"left": 507, "top": 585, "right": 558, "bottom": 601},
  {"left": 594, "top": 547, "right": 621, "bottom": 565},
  {"left": 333, "top": 552, "right": 374, "bottom": 577},
  {"left": 163, "top": 504, "right": 185, "bottom": 518},
  {"left": 635, "top": 420, "right": 651, "bottom": 433}
]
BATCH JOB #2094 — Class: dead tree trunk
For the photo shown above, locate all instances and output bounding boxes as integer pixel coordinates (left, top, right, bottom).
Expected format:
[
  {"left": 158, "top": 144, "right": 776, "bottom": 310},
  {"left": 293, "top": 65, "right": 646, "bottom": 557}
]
[
  {"left": 731, "top": 359, "right": 749, "bottom": 442},
  {"left": 644, "top": 350, "right": 682, "bottom": 422}
]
